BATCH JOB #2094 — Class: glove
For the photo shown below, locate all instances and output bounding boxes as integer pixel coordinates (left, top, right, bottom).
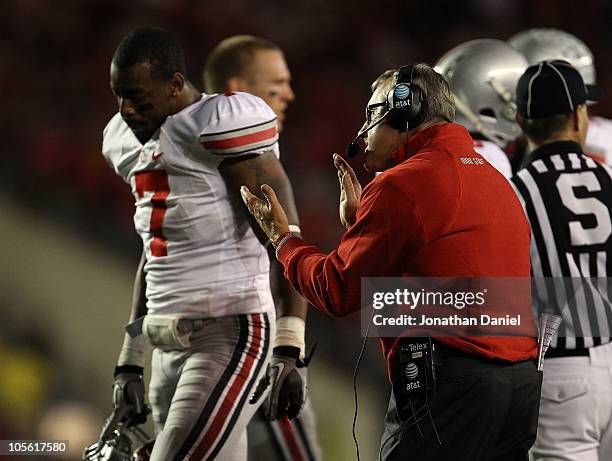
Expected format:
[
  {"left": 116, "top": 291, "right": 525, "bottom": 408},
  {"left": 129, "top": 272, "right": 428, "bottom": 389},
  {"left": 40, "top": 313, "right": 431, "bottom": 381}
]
[
  {"left": 250, "top": 345, "right": 314, "bottom": 420},
  {"left": 111, "top": 365, "right": 148, "bottom": 426},
  {"left": 98, "top": 365, "right": 148, "bottom": 443}
]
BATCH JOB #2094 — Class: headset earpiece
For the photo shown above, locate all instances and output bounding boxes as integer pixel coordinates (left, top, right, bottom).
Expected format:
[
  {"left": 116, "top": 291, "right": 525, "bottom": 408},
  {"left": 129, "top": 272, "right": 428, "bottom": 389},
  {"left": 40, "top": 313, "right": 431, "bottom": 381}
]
[{"left": 386, "top": 65, "right": 426, "bottom": 131}]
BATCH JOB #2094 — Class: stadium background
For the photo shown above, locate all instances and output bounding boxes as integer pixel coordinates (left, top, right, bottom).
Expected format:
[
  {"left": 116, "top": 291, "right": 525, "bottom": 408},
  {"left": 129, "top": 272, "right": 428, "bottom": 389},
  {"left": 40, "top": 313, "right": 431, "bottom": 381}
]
[{"left": 2, "top": 0, "right": 612, "bottom": 459}]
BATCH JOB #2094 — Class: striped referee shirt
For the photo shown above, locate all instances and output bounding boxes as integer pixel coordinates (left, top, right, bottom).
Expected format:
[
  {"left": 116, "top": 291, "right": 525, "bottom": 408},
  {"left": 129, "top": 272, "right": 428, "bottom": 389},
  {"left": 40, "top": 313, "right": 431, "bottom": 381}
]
[{"left": 512, "top": 141, "right": 612, "bottom": 350}]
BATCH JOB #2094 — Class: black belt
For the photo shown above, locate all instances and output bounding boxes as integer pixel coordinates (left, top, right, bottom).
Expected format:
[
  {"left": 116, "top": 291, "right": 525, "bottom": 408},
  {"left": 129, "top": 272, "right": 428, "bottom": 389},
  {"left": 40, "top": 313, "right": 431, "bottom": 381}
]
[
  {"left": 432, "top": 340, "right": 535, "bottom": 367},
  {"left": 545, "top": 347, "right": 590, "bottom": 358}
]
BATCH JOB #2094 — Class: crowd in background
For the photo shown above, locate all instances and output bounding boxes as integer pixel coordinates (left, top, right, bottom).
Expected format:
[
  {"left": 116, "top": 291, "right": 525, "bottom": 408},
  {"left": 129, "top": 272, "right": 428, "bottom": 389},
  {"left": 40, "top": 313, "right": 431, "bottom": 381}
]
[{"left": 5, "top": 0, "right": 612, "bottom": 256}]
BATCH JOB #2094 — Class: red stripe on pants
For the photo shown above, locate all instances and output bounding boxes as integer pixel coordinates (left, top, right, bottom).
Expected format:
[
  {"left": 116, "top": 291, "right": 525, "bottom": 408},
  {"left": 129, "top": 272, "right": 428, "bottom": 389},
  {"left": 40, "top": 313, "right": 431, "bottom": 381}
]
[
  {"left": 280, "top": 419, "right": 306, "bottom": 461},
  {"left": 191, "top": 314, "right": 263, "bottom": 459}
]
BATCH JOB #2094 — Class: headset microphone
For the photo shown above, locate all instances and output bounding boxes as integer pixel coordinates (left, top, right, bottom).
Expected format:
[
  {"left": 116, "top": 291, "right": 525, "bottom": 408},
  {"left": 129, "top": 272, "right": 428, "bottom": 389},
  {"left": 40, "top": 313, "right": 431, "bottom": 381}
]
[
  {"left": 346, "top": 111, "right": 389, "bottom": 158},
  {"left": 346, "top": 139, "right": 360, "bottom": 159}
]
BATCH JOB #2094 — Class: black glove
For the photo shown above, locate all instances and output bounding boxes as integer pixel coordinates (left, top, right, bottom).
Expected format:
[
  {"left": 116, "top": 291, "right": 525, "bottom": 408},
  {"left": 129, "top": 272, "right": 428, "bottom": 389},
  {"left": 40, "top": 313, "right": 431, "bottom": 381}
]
[
  {"left": 250, "top": 345, "right": 314, "bottom": 420},
  {"left": 111, "top": 365, "right": 148, "bottom": 426},
  {"left": 97, "top": 366, "right": 148, "bottom": 445}
]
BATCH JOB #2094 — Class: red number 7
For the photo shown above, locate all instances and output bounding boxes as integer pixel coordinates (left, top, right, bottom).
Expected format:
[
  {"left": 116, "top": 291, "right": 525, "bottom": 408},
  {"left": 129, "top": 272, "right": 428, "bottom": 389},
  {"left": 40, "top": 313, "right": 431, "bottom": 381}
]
[{"left": 135, "top": 170, "right": 169, "bottom": 257}]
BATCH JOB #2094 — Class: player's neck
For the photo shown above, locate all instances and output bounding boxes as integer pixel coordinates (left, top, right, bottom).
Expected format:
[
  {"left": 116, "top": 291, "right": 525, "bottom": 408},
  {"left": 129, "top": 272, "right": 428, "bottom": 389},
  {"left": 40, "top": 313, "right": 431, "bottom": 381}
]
[{"left": 174, "top": 82, "right": 202, "bottom": 113}]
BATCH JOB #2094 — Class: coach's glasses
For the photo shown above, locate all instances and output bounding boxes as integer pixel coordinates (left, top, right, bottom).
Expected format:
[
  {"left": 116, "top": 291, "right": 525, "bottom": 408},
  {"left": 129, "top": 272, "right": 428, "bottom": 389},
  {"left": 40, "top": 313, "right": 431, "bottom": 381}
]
[{"left": 366, "top": 102, "right": 387, "bottom": 126}]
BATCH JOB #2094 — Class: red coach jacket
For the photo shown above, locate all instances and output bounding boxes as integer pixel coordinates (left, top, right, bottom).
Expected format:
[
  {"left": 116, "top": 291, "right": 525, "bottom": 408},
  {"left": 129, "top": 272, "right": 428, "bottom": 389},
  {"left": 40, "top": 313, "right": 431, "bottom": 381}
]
[{"left": 277, "top": 123, "right": 537, "bottom": 377}]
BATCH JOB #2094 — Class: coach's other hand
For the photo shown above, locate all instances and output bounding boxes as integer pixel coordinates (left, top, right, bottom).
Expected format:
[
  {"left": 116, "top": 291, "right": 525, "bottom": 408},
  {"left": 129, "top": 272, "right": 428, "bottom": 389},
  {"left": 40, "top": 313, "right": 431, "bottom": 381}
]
[
  {"left": 334, "top": 153, "right": 362, "bottom": 228},
  {"left": 241, "top": 184, "right": 290, "bottom": 244}
]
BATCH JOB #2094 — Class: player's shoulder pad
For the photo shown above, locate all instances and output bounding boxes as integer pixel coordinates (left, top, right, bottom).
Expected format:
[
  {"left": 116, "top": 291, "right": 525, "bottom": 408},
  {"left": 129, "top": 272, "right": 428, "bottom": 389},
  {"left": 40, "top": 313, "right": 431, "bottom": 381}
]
[{"left": 194, "top": 92, "right": 279, "bottom": 157}]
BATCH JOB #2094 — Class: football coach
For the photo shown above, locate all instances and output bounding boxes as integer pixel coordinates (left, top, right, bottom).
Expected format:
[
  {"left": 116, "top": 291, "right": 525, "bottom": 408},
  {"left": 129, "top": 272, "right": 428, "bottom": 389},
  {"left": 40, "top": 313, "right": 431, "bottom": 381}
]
[{"left": 241, "top": 63, "right": 542, "bottom": 460}]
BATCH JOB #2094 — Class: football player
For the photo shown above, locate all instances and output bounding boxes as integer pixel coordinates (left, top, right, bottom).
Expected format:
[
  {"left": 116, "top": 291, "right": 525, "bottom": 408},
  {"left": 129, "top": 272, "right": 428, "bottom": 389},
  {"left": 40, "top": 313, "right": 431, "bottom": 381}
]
[
  {"left": 435, "top": 39, "right": 529, "bottom": 178},
  {"left": 102, "top": 27, "right": 308, "bottom": 461},
  {"left": 509, "top": 28, "right": 612, "bottom": 166},
  {"left": 203, "top": 35, "right": 321, "bottom": 461}
]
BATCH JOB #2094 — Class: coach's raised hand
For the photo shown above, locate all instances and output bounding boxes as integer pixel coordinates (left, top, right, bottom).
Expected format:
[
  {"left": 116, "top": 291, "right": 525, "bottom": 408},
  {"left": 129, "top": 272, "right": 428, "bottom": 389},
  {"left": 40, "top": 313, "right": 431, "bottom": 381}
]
[
  {"left": 334, "top": 153, "right": 362, "bottom": 228},
  {"left": 241, "top": 184, "right": 290, "bottom": 245}
]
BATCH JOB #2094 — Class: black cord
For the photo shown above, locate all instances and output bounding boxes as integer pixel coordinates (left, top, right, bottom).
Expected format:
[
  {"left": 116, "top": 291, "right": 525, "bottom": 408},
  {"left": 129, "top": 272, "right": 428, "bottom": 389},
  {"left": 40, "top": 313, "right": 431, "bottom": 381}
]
[
  {"left": 378, "top": 344, "right": 442, "bottom": 460},
  {"left": 378, "top": 402, "right": 429, "bottom": 460},
  {"left": 352, "top": 310, "right": 374, "bottom": 461},
  {"left": 425, "top": 390, "right": 442, "bottom": 446}
]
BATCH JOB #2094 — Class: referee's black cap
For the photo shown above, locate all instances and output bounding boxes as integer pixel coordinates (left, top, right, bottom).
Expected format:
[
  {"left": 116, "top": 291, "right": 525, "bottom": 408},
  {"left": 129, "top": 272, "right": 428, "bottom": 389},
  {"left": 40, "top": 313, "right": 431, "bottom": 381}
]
[{"left": 516, "top": 60, "right": 599, "bottom": 119}]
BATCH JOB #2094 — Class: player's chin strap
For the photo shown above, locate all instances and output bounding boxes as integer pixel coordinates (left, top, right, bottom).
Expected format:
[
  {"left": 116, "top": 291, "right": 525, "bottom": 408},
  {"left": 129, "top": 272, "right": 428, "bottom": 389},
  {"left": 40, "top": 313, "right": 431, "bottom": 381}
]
[
  {"left": 488, "top": 77, "right": 516, "bottom": 111},
  {"left": 453, "top": 93, "right": 503, "bottom": 147}
]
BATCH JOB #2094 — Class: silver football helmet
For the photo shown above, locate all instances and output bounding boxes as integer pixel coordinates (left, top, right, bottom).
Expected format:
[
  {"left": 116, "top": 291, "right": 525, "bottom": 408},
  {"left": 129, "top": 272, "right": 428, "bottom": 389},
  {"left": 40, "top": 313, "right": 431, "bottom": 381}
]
[
  {"left": 508, "top": 28, "right": 595, "bottom": 85},
  {"left": 82, "top": 426, "right": 149, "bottom": 461},
  {"left": 83, "top": 406, "right": 151, "bottom": 461},
  {"left": 435, "top": 39, "right": 528, "bottom": 146}
]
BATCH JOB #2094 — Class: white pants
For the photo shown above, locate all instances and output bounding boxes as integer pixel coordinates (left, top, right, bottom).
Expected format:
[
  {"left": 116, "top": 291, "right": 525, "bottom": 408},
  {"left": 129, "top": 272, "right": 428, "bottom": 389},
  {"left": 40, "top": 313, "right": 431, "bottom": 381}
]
[
  {"left": 148, "top": 312, "right": 274, "bottom": 461},
  {"left": 532, "top": 342, "right": 612, "bottom": 461}
]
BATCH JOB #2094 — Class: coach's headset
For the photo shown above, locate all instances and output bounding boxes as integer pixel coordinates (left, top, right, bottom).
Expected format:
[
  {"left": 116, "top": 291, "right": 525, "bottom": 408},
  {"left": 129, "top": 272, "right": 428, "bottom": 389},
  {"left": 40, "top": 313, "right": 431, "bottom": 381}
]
[{"left": 347, "top": 64, "right": 426, "bottom": 158}]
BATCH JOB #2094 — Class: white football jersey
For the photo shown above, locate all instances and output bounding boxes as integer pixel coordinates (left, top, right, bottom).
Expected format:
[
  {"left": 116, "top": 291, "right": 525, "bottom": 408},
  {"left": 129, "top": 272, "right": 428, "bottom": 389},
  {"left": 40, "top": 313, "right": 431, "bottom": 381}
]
[
  {"left": 586, "top": 115, "right": 612, "bottom": 166},
  {"left": 473, "top": 139, "right": 513, "bottom": 179},
  {"left": 102, "top": 92, "right": 278, "bottom": 318}
]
